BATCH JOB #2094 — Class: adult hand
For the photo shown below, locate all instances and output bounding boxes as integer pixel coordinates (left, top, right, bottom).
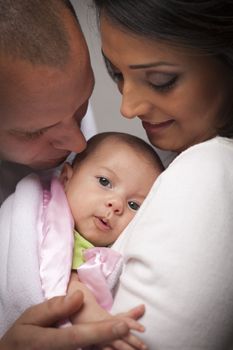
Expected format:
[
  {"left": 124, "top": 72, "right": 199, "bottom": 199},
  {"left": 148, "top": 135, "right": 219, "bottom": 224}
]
[{"left": 0, "top": 291, "right": 130, "bottom": 350}]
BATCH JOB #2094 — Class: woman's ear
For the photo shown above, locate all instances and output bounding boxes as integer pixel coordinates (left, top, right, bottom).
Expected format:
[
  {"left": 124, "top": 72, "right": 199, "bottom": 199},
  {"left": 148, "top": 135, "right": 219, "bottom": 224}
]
[{"left": 59, "top": 162, "right": 74, "bottom": 190}]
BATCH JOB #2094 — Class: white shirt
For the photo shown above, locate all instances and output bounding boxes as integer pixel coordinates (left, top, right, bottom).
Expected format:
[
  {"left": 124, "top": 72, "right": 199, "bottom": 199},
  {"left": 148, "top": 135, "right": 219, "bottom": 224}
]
[
  {"left": 112, "top": 136, "right": 233, "bottom": 349},
  {"left": 0, "top": 161, "right": 33, "bottom": 205}
]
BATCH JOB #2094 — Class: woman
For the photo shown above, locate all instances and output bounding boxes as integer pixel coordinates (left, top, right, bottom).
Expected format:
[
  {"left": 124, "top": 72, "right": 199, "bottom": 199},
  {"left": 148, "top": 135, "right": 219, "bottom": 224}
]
[{"left": 93, "top": 1, "right": 233, "bottom": 348}]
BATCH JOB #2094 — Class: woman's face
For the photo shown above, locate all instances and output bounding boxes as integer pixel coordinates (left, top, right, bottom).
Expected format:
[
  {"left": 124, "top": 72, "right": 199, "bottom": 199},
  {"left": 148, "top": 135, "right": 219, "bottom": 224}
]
[{"left": 100, "top": 15, "right": 232, "bottom": 152}]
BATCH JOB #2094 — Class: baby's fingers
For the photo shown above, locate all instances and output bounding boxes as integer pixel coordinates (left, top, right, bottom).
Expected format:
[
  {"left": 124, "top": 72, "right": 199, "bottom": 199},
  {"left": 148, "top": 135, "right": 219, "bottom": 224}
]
[
  {"left": 122, "top": 333, "right": 147, "bottom": 350},
  {"left": 109, "top": 335, "right": 147, "bottom": 350},
  {"left": 123, "top": 318, "right": 145, "bottom": 333},
  {"left": 120, "top": 305, "right": 145, "bottom": 321}
]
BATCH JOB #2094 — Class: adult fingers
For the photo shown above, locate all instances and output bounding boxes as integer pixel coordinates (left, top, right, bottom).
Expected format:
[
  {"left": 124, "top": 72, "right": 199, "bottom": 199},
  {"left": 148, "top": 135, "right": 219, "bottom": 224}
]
[
  {"left": 3, "top": 313, "right": 130, "bottom": 350},
  {"left": 20, "top": 319, "right": 130, "bottom": 350},
  {"left": 16, "top": 291, "right": 84, "bottom": 327},
  {"left": 57, "top": 320, "right": 130, "bottom": 349}
]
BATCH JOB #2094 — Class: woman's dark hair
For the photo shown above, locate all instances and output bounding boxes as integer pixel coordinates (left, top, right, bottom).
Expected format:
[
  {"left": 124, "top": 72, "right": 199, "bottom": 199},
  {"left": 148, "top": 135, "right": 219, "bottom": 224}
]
[{"left": 93, "top": 0, "right": 233, "bottom": 137}]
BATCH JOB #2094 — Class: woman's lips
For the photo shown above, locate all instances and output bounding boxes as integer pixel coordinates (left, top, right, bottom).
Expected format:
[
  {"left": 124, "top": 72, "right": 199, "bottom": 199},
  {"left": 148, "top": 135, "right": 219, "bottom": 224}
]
[{"left": 142, "top": 119, "right": 174, "bottom": 133}]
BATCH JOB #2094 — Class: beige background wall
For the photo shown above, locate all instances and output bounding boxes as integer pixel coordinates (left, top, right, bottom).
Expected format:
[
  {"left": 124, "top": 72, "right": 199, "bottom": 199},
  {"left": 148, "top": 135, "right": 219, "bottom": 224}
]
[{"left": 72, "top": 0, "right": 147, "bottom": 139}]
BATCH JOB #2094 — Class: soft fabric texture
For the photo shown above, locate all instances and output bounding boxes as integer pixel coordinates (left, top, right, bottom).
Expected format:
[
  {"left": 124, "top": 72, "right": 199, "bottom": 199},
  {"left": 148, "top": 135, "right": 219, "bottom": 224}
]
[
  {"left": 72, "top": 231, "right": 123, "bottom": 311},
  {"left": 0, "top": 174, "right": 123, "bottom": 335},
  {"left": 111, "top": 136, "right": 233, "bottom": 349},
  {"left": 72, "top": 230, "right": 123, "bottom": 310},
  {"left": 0, "top": 174, "right": 44, "bottom": 335},
  {"left": 72, "top": 231, "right": 94, "bottom": 268},
  {"left": 78, "top": 246, "right": 123, "bottom": 311},
  {"left": 0, "top": 161, "right": 36, "bottom": 205},
  {"left": 39, "top": 177, "right": 74, "bottom": 300},
  {"left": 0, "top": 175, "right": 74, "bottom": 336}
]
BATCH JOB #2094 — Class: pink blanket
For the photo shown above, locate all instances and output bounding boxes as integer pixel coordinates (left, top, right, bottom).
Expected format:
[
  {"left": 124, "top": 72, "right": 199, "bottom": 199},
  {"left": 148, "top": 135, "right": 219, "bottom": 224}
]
[{"left": 0, "top": 174, "right": 122, "bottom": 336}]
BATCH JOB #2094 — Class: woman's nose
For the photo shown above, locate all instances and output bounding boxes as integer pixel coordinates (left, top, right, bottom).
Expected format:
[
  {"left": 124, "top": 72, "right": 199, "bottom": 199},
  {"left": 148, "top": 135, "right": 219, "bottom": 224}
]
[
  {"left": 120, "top": 84, "right": 152, "bottom": 119},
  {"left": 107, "top": 197, "right": 124, "bottom": 215},
  {"left": 51, "top": 119, "right": 87, "bottom": 153}
]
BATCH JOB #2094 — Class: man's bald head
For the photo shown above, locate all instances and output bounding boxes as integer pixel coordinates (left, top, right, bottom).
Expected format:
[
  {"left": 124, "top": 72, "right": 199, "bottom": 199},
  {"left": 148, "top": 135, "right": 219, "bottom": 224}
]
[
  {"left": 0, "top": 0, "right": 79, "bottom": 68},
  {"left": 0, "top": 0, "right": 95, "bottom": 169}
]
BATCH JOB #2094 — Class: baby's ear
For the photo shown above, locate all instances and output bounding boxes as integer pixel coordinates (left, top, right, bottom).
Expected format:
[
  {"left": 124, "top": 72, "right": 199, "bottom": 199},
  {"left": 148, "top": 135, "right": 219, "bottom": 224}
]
[{"left": 59, "top": 162, "right": 73, "bottom": 189}]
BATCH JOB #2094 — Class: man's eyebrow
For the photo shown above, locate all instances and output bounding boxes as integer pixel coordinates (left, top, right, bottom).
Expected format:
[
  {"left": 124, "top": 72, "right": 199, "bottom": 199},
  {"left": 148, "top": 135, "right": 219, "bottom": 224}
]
[{"left": 11, "top": 121, "right": 61, "bottom": 134}]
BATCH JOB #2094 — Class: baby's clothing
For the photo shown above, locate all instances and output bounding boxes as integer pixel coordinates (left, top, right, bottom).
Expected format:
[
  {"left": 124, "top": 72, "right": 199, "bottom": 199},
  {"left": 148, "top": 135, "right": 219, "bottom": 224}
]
[
  {"left": 72, "top": 231, "right": 94, "bottom": 268},
  {"left": 0, "top": 174, "right": 124, "bottom": 337},
  {"left": 72, "top": 230, "right": 123, "bottom": 310},
  {"left": 0, "top": 174, "right": 72, "bottom": 335}
]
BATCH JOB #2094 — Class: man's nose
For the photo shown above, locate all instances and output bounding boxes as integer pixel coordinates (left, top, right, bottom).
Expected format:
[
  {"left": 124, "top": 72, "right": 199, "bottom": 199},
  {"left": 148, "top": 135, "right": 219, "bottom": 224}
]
[{"left": 50, "top": 119, "right": 87, "bottom": 153}]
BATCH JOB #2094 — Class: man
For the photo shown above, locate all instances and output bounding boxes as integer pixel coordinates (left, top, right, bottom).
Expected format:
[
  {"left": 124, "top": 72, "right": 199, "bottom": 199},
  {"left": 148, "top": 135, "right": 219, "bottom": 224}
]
[
  {"left": 0, "top": 0, "right": 93, "bottom": 202},
  {"left": 0, "top": 1, "right": 132, "bottom": 348}
]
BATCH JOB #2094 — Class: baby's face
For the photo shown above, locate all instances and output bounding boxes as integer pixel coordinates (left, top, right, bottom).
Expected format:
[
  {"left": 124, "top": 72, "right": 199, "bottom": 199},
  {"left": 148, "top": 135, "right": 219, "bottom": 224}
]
[{"left": 62, "top": 140, "right": 160, "bottom": 246}]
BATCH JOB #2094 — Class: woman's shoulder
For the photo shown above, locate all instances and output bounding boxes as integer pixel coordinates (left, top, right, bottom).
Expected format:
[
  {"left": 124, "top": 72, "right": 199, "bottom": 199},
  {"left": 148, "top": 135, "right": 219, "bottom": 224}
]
[
  {"left": 156, "top": 136, "right": 233, "bottom": 192},
  {"left": 185, "top": 135, "right": 233, "bottom": 153},
  {"left": 169, "top": 136, "right": 233, "bottom": 171}
]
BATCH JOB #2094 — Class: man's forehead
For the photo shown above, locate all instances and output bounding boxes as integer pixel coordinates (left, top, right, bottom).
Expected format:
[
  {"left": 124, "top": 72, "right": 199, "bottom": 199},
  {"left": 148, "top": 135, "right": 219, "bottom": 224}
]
[{"left": 0, "top": 61, "right": 91, "bottom": 130}]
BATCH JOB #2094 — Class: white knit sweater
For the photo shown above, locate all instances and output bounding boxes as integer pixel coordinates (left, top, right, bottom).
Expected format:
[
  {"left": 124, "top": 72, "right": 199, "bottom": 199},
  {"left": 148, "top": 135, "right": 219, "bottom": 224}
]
[{"left": 112, "top": 136, "right": 233, "bottom": 349}]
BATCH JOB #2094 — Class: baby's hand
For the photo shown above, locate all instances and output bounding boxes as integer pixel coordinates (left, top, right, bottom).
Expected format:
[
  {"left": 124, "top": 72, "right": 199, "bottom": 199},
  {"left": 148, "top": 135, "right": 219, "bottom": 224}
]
[
  {"left": 68, "top": 272, "right": 147, "bottom": 349},
  {"left": 97, "top": 304, "right": 147, "bottom": 350}
]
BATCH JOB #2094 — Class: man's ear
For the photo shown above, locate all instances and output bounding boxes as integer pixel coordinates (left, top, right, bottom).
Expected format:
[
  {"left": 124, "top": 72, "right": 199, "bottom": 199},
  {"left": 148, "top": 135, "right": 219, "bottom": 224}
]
[{"left": 59, "top": 162, "right": 74, "bottom": 190}]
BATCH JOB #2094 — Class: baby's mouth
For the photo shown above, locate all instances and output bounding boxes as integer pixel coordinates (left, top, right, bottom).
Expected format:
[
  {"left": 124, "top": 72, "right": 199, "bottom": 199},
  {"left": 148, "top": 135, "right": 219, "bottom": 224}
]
[{"left": 94, "top": 216, "right": 112, "bottom": 230}]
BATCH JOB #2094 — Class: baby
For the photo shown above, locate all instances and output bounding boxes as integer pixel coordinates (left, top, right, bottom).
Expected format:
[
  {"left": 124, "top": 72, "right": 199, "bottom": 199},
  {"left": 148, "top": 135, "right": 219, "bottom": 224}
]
[
  {"left": 60, "top": 132, "right": 164, "bottom": 349},
  {"left": 0, "top": 132, "right": 163, "bottom": 349}
]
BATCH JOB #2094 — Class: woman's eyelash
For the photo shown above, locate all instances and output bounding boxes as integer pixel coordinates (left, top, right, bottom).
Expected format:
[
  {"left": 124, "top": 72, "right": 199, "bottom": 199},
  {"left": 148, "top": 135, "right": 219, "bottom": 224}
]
[
  {"left": 149, "top": 75, "right": 178, "bottom": 92},
  {"left": 104, "top": 55, "right": 178, "bottom": 92},
  {"left": 104, "top": 58, "right": 122, "bottom": 82},
  {"left": 110, "top": 71, "right": 123, "bottom": 83},
  {"left": 106, "top": 64, "right": 122, "bottom": 82}
]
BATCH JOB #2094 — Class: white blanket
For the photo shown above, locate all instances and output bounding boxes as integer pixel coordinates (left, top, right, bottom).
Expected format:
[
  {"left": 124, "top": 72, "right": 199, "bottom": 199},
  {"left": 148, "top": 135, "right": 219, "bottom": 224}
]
[{"left": 0, "top": 174, "right": 74, "bottom": 336}]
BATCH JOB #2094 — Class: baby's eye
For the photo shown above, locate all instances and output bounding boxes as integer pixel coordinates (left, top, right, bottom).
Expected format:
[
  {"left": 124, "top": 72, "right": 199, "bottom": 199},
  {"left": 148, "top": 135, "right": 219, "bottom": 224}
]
[
  {"left": 128, "top": 201, "right": 140, "bottom": 211},
  {"left": 98, "top": 177, "right": 111, "bottom": 188}
]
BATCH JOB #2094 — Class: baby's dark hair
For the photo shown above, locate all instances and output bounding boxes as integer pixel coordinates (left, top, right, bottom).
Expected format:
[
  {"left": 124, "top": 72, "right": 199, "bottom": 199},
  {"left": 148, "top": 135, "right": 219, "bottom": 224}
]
[
  {"left": 72, "top": 132, "right": 164, "bottom": 172},
  {"left": 0, "top": 0, "right": 78, "bottom": 67}
]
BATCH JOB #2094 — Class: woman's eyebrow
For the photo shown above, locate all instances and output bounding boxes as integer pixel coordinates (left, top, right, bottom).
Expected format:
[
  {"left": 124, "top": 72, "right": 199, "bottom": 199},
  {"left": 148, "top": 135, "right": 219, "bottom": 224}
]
[
  {"left": 101, "top": 51, "right": 178, "bottom": 70},
  {"left": 129, "top": 62, "right": 179, "bottom": 69}
]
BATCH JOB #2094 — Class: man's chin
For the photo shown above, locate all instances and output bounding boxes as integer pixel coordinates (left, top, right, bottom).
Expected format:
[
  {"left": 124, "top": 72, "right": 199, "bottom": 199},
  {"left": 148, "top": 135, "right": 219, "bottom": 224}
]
[{"left": 26, "top": 156, "right": 69, "bottom": 170}]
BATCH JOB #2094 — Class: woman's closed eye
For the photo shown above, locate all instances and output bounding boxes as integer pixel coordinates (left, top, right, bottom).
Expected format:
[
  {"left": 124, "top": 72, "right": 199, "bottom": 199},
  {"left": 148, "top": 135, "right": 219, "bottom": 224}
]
[
  {"left": 148, "top": 72, "right": 178, "bottom": 92},
  {"left": 97, "top": 176, "right": 112, "bottom": 188}
]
